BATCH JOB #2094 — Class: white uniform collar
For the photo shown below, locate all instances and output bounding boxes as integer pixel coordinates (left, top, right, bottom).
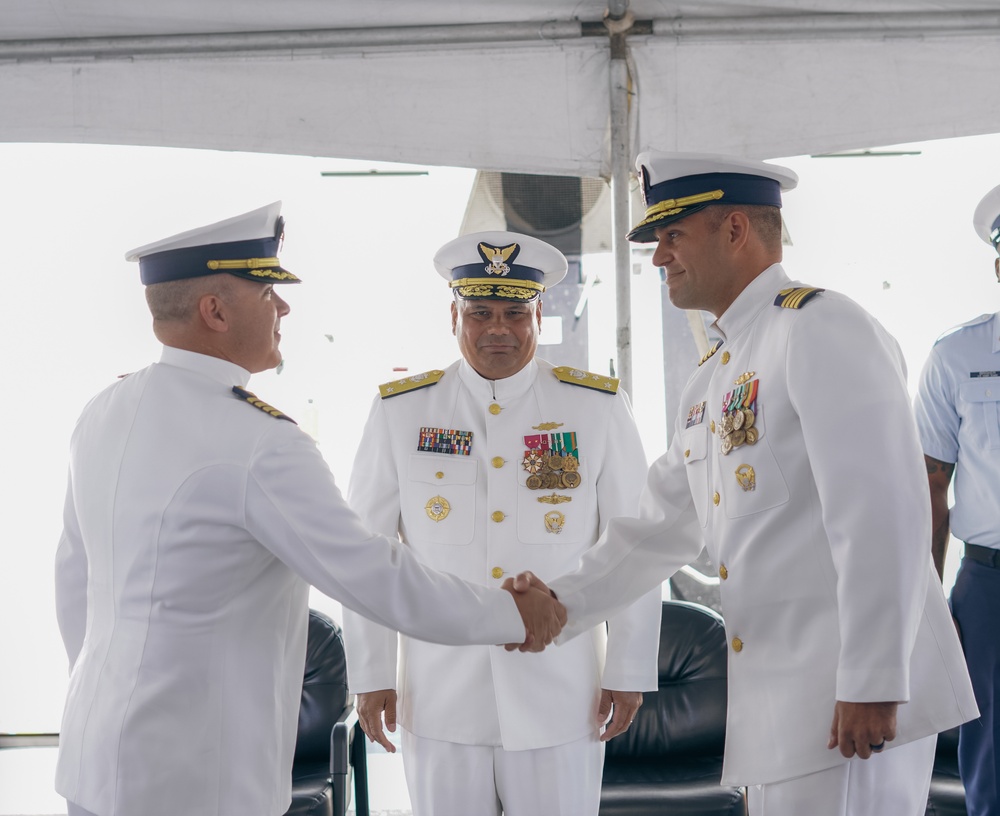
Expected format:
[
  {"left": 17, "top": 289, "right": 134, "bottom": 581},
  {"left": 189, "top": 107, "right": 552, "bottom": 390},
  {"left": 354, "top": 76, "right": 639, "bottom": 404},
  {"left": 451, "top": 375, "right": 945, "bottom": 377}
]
[
  {"left": 458, "top": 356, "right": 538, "bottom": 403},
  {"left": 712, "top": 263, "right": 790, "bottom": 343},
  {"left": 159, "top": 345, "right": 253, "bottom": 389}
]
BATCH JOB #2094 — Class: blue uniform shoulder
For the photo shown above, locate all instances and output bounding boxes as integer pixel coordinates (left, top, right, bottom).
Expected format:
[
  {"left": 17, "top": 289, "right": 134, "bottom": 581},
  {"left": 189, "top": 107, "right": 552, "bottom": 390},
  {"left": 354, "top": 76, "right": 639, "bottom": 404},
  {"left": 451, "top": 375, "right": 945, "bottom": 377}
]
[
  {"left": 551, "top": 365, "right": 620, "bottom": 395},
  {"left": 934, "top": 313, "right": 994, "bottom": 346},
  {"left": 378, "top": 369, "right": 446, "bottom": 399}
]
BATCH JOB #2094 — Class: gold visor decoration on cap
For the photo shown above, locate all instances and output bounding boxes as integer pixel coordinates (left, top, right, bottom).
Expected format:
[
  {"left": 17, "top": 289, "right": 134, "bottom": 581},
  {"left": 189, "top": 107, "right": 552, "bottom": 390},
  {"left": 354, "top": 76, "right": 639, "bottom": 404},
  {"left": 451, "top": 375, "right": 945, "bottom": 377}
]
[
  {"left": 207, "top": 257, "right": 281, "bottom": 270},
  {"left": 631, "top": 189, "right": 726, "bottom": 234},
  {"left": 450, "top": 277, "right": 545, "bottom": 300}
]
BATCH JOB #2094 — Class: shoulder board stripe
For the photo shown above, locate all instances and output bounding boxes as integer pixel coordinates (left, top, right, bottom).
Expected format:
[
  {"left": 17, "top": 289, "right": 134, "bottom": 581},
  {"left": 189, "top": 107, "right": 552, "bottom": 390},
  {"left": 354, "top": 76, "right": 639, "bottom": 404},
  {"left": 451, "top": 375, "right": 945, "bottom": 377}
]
[
  {"left": 379, "top": 369, "right": 445, "bottom": 399},
  {"left": 552, "top": 366, "right": 619, "bottom": 394},
  {"left": 232, "top": 386, "right": 296, "bottom": 423},
  {"left": 774, "top": 287, "right": 825, "bottom": 309},
  {"left": 699, "top": 341, "right": 722, "bottom": 366}
]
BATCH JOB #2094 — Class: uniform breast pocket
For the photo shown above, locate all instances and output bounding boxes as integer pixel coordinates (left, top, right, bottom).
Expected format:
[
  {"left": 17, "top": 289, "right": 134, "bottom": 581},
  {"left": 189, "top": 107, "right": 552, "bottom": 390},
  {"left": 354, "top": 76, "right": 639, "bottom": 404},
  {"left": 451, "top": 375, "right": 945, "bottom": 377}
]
[
  {"left": 718, "top": 405, "right": 789, "bottom": 518},
  {"left": 681, "top": 425, "right": 711, "bottom": 529},
  {"left": 516, "top": 464, "right": 590, "bottom": 545},
  {"left": 403, "top": 454, "right": 478, "bottom": 545},
  {"left": 959, "top": 380, "right": 1000, "bottom": 449}
]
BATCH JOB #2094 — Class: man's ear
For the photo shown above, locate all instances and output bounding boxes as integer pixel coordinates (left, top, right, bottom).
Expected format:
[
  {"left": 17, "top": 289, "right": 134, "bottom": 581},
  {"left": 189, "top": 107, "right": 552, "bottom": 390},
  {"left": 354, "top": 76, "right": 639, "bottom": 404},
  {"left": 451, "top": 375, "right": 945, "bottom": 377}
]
[
  {"left": 726, "top": 211, "right": 751, "bottom": 251},
  {"left": 450, "top": 300, "right": 459, "bottom": 336},
  {"left": 198, "top": 293, "right": 229, "bottom": 334},
  {"left": 535, "top": 298, "right": 543, "bottom": 330}
]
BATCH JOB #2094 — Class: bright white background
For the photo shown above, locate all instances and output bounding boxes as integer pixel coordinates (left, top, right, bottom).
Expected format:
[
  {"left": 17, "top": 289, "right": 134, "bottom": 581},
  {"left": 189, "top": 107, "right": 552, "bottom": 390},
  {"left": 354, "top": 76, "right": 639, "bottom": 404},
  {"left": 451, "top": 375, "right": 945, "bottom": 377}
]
[{"left": 1, "top": 132, "right": 997, "bottom": 741}]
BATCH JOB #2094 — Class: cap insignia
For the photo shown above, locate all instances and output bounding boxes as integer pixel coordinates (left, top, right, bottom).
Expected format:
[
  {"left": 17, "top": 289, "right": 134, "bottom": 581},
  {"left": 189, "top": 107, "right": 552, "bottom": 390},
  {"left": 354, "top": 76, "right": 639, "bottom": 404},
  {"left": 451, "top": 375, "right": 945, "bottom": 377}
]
[
  {"left": 552, "top": 366, "right": 619, "bottom": 394},
  {"left": 773, "top": 287, "right": 825, "bottom": 309},
  {"left": 478, "top": 242, "right": 520, "bottom": 277},
  {"left": 232, "top": 386, "right": 296, "bottom": 423},
  {"left": 379, "top": 369, "right": 446, "bottom": 399}
]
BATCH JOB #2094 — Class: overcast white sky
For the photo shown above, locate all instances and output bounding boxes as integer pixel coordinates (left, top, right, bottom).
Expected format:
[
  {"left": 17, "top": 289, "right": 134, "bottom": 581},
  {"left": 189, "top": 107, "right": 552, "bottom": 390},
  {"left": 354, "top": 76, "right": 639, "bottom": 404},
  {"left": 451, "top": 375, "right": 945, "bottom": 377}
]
[{"left": 3, "top": 132, "right": 1000, "bottom": 737}]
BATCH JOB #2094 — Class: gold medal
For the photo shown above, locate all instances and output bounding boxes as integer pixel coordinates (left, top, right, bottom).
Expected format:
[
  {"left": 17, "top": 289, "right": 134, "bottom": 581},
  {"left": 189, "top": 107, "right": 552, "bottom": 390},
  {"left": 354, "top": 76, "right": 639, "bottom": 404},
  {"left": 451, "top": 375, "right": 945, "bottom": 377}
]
[
  {"left": 526, "top": 474, "right": 543, "bottom": 490},
  {"left": 721, "top": 414, "right": 734, "bottom": 435},
  {"left": 732, "top": 409, "right": 745, "bottom": 430},
  {"left": 742, "top": 408, "right": 755, "bottom": 429},
  {"left": 425, "top": 496, "right": 450, "bottom": 522},
  {"left": 562, "top": 454, "right": 579, "bottom": 472},
  {"left": 545, "top": 453, "right": 565, "bottom": 471},
  {"left": 731, "top": 429, "right": 746, "bottom": 448},
  {"left": 721, "top": 437, "right": 733, "bottom": 455},
  {"left": 745, "top": 427, "right": 759, "bottom": 445},
  {"left": 561, "top": 471, "right": 582, "bottom": 489},
  {"left": 543, "top": 472, "right": 561, "bottom": 490}
]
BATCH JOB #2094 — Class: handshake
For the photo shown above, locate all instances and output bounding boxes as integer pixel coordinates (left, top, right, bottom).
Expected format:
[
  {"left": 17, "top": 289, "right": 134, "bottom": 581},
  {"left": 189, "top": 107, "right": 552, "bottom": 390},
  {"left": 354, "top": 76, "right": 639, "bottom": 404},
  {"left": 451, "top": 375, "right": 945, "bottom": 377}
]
[{"left": 500, "top": 571, "right": 568, "bottom": 653}]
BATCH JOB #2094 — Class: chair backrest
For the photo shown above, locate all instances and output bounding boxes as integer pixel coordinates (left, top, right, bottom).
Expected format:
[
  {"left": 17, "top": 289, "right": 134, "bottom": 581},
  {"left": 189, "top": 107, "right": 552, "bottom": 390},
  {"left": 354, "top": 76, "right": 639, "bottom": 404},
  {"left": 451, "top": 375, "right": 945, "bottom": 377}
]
[
  {"left": 294, "top": 609, "right": 351, "bottom": 765},
  {"left": 605, "top": 600, "right": 729, "bottom": 760}
]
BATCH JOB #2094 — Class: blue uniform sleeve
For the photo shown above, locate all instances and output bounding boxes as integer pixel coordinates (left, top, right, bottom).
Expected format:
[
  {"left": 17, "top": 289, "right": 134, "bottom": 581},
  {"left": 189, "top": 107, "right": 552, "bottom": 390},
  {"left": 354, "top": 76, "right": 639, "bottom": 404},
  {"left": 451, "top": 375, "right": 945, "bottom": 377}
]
[{"left": 913, "top": 344, "right": 960, "bottom": 465}]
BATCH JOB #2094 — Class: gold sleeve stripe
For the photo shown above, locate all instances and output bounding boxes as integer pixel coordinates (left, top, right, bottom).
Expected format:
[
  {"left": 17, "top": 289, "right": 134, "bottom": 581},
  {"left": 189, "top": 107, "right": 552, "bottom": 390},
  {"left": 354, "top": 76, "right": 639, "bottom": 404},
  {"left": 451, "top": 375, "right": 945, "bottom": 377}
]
[{"left": 774, "top": 287, "right": 825, "bottom": 309}]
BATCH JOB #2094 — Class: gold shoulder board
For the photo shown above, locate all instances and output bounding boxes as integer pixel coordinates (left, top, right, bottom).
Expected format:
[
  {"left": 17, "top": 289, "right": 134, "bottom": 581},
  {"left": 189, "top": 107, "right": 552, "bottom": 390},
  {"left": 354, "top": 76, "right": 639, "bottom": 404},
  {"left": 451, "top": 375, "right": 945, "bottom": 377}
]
[
  {"left": 232, "top": 386, "right": 297, "bottom": 424},
  {"left": 552, "top": 366, "right": 620, "bottom": 395},
  {"left": 699, "top": 341, "right": 722, "bottom": 366},
  {"left": 774, "top": 287, "right": 825, "bottom": 309},
  {"left": 378, "top": 369, "right": 445, "bottom": 399}
]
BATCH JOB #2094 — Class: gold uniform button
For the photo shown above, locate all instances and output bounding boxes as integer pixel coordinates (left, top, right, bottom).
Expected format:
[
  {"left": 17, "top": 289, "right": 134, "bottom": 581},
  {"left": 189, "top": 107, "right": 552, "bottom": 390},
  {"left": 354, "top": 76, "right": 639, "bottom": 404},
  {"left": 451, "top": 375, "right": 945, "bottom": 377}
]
[
  {"left": 713, "top": 491, "right": 720, "bottom": 506},
  {"left": 491, "top": 456, "right": 505, "bottom": 469},
  {"left": 435, "top": 471, "right": 444, "bottom": 479},
  {"left": 489, "top": 403, "right": 502, "bottom": 415},
  {"left": 721, "top": 351, "right": 731, "bottom": 365},
  {"left": 732, "top": 637, "right": 743, "bottom": 653},
  {"left": 684, "top": 449, "right": 691, "bottom": 458},
  {"left": 710, "top": 420, "right": 716, "bottom": 433},
  {"left": 491, "top": 510, "right": 505, "bottom": 523},
  {"left": 719, "top": 564, "right": 728, "bottom": 580},
  {"left": 491, "top": 567, "right": 504, "bottom": 580}
]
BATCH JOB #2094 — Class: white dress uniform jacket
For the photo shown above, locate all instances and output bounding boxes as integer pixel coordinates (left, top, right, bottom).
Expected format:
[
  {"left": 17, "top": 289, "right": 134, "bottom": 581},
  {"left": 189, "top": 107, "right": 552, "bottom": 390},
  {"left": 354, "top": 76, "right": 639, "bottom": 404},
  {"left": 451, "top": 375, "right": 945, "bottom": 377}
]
[
  {"left": 549, "top": 264, "right": 978, "bottom": 786},
  {"left": 54, "top": 347, "right": 526, "bottom": 816},
  {"left": 343, "top": 357, "right": 660, "bottom": 751}
]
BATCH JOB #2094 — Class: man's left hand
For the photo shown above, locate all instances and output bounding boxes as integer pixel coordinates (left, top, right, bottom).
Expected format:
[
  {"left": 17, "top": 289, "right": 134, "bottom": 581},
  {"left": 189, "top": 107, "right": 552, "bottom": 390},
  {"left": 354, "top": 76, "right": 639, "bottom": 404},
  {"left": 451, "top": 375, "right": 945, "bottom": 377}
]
[
  {"left": 827, "top": 700, "right": 898, "bottom": 759},
  {"left": 598, "top": 689, "right": 643, "bottom": 742}
]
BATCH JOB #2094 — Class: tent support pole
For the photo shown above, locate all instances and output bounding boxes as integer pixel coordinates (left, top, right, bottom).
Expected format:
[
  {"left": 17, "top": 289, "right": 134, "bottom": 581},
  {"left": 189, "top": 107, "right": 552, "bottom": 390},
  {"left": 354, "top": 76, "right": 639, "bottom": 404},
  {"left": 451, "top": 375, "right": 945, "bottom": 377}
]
[{"left": 608, "top": 21, "right": 633, "bottom": 394}]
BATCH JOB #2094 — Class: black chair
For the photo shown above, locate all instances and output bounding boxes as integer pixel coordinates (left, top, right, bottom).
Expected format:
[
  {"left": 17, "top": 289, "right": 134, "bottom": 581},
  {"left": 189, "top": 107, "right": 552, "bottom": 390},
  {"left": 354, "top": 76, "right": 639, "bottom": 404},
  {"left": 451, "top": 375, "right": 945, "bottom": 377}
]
[
  {"left": 926, "top": 726, "right": 966, "bottom": 815},
  {"left": 600, "top": 600, "right": 746, "bottom": 816},
  {"left": 285, "top": 609, "right": 369, "bottom": 816}
]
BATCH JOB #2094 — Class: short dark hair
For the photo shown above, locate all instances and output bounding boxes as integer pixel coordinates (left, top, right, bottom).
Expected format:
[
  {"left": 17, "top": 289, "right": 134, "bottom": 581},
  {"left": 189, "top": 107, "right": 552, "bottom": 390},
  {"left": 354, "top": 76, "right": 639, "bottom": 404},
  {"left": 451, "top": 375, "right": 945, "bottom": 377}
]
[{"left": 705, "top": 204, "right": 782, "bottom": 250}]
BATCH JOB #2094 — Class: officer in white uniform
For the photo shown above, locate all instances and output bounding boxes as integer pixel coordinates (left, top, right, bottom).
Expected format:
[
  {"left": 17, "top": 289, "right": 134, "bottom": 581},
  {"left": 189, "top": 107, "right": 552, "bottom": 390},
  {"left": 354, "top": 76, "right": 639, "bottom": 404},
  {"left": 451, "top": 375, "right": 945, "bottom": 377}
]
[
  {"left": 913, "top": 184, "right": 1000, "bottom": 816},
  {"left": 53, "top": 205, "right": 565, "bottom": 816},
  {"left": 342, "top": 231, "right": 661, "bottom": 816},
  {"left": 541, "top": 152, "right": 979, "bottom": 816}
]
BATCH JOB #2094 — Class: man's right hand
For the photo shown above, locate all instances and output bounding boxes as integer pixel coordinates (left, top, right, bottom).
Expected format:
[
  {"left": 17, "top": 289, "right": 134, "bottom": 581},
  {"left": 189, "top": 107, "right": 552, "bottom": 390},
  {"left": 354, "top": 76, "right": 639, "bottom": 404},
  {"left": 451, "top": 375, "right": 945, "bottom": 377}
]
[
  {"left": 501, "top": 571, "right": 567, "bottom": 652},
  {"left": 356, "top": 688, "right": 398, "bottom": 752}
]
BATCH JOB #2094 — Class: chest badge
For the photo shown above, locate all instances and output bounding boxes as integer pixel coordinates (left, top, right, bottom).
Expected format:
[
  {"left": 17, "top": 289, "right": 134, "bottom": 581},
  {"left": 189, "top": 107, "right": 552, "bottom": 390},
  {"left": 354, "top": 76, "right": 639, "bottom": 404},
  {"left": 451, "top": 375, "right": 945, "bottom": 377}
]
[
  {"left": 425, "top": 496, "right": 451, "bottom": 522},
  {"left": 719, "top": 376, "right": 760, "bottom": 455},
  {"left": 417, "top": 427, "right": 473, "bottom": 455},
  {"left": 735, "top": 464, "right": 756, "bottom": 492},
  {"left": 544, "top": 510, "right": 566, "bottom": 534},
  {"left": 522, "top": 430, "right": 582, "bottom": 490},
  {"left": 686, "top": 401, "right": 706, "bottom": 428}
]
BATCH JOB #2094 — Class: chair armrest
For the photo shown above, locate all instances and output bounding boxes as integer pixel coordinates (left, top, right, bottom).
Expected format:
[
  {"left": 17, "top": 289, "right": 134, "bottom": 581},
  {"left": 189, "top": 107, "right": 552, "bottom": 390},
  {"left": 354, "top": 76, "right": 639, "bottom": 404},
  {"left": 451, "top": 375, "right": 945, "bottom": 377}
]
[{"left": 330, "top": 702, "right": 358, "bottom": 776}]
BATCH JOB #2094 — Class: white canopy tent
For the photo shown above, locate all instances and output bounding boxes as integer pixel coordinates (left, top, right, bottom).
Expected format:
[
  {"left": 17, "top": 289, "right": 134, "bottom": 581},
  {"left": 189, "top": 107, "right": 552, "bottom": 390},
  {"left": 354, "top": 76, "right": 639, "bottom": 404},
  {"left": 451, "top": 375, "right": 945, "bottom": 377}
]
[{"left": 4, "top": 0, "right": 1000, "bottom": 390}]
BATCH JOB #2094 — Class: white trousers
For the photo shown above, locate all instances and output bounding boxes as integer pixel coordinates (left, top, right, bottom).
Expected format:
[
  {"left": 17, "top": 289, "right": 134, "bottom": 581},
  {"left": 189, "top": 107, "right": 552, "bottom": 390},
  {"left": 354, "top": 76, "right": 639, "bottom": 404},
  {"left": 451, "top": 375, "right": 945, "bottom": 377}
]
[
  {"left": 748, "top": 735, "right": 937, "bottom": 816},
  {"left": 401, "top": 728, "right": 605, "bottom": 816}
]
